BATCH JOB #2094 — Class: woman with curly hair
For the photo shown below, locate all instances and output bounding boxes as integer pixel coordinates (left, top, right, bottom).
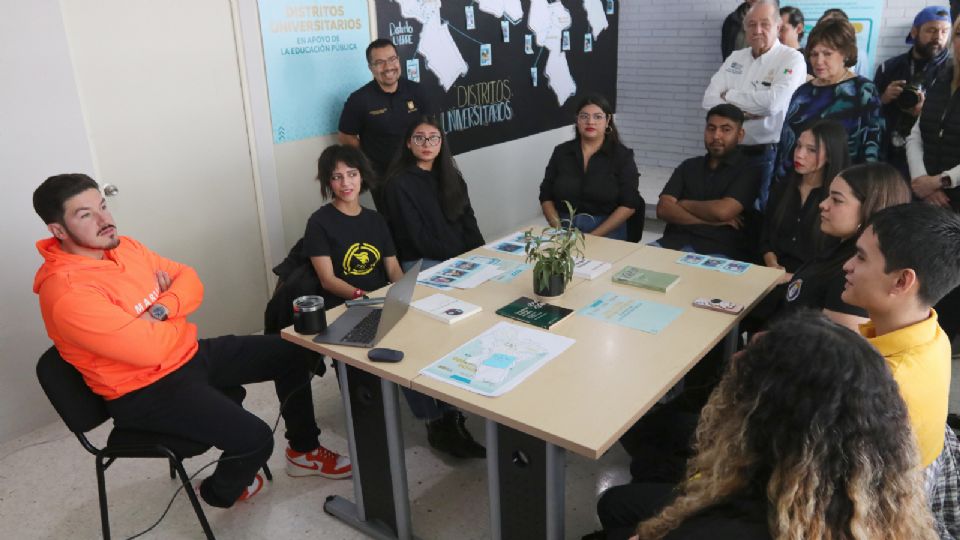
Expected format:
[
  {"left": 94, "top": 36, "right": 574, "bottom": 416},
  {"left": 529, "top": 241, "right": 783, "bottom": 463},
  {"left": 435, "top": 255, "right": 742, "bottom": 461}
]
[{"left": 594, "top": 310, "right": 937, "bottom": 540}]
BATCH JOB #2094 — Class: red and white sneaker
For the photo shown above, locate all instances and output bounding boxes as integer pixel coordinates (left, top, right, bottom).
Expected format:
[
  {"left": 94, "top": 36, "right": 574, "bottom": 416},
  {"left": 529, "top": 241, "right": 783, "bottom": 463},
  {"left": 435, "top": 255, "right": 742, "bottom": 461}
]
[
  {"left": 237, "top": 473, "right": 267, "bottom": 502},
  {"left": 286, "top": 445, "right": 352, "bottom": 478}
]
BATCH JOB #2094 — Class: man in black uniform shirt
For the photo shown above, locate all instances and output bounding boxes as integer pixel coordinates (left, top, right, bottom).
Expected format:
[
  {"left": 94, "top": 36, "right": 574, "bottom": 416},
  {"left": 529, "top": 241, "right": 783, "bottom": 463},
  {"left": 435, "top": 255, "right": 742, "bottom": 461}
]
[
  {"left": 874, "top": 6, "right": 952, "bottom": 178},
  {"left": 654, "top": 104, "right": 762, "bottom": 261},
  {"left": 338, "top": 39, "right": 438, "bottom": 209}
]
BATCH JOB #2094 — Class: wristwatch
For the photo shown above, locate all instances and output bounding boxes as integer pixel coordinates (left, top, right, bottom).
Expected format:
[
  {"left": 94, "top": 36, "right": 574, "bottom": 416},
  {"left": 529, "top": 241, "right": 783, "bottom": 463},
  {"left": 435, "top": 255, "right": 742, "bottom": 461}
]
[
  {"left": 149, "top": 303, "right": 169, "bottom": 321},
  {"left": 941, "top": 175, "right": 953, "bottom": 190}
]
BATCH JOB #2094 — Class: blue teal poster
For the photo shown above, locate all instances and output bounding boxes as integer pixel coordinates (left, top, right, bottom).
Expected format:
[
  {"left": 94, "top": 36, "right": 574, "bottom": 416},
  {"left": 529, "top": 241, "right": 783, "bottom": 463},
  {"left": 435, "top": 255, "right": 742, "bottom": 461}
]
[
  {"left": 258, "top": 2, "right": 372, "bottom": 143},
  {"left": 790, "top": 0, "right": 884, "bottom": 77}
]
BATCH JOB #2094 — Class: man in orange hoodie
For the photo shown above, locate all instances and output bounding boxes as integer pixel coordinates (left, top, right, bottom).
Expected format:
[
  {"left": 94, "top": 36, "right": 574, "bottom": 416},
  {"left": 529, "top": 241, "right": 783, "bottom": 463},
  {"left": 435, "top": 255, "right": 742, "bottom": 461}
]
[{"left": 32, "top": 174, "right": 351, "bottom": 508}]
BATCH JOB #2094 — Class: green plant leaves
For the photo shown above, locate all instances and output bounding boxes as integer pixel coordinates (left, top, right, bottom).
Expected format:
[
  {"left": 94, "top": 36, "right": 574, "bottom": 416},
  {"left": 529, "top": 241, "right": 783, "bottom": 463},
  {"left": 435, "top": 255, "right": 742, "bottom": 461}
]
[{"left": 524, "top": 200, "right": 585, "bottom": 287}]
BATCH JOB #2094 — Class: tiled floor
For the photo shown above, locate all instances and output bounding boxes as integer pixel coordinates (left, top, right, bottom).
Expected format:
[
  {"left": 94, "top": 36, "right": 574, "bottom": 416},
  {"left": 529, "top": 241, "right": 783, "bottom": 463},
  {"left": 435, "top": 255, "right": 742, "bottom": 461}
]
[{"left": 0, "top": 368, "right": 631, "bottom": 539}]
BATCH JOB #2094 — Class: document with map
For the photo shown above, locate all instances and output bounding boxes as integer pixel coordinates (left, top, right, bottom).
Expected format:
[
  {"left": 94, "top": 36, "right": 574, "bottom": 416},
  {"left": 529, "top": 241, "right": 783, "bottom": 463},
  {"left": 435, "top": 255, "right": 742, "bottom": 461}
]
[{"left": 420, "top": 321, "right": 575, "bottom": 397}]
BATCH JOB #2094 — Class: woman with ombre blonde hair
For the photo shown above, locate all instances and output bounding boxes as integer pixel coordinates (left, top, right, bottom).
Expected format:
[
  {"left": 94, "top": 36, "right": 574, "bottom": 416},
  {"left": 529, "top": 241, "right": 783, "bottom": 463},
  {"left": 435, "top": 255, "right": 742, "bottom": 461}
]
[{"left": 594, "top": 310, "right": 937, "bottom": 540}]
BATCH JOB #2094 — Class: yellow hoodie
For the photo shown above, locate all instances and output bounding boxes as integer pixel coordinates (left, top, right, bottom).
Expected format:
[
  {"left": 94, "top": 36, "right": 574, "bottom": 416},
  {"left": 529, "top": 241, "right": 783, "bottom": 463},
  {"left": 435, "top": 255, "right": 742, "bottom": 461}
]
[{"left": 33, "top": 236, "right": 203, "bottom": 399}]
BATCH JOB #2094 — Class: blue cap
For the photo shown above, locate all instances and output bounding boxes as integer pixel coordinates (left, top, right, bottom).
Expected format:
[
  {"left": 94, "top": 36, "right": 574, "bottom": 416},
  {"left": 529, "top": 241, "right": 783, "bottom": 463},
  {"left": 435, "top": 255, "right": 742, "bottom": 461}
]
[{"left": 906, "top": 6, "right": 952, "bottom": 44}]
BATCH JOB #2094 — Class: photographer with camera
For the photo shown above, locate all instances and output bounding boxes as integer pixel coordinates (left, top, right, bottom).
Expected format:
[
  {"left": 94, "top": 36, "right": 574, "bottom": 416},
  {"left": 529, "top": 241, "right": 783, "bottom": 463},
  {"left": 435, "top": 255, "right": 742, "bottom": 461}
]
[
  {"left": 906, "top": 12, "right": 960, "bottom": 354},
  {"left": 874, "top": 7, "right": 952, "bottom": 179}
]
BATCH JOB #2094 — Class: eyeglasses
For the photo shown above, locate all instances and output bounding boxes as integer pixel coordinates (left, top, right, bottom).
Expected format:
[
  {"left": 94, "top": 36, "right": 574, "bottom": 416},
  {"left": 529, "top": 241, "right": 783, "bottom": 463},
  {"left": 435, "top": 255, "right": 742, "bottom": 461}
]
[
  {"left": 411, "top": 134, "right": 442, "bottom": 147},
  {"left": 370, "top": 55, "right": 399, "bottom": 69},
  {"left": 577, "top": 112, "right": 608, "bottom": 122}
]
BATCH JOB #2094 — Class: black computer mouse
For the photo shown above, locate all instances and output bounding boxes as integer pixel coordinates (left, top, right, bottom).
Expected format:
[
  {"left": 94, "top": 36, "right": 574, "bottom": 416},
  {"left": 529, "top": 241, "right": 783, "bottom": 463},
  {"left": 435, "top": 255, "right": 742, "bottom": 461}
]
[{"left": 368, "top": 348, "right": 404, "bottom": 363}]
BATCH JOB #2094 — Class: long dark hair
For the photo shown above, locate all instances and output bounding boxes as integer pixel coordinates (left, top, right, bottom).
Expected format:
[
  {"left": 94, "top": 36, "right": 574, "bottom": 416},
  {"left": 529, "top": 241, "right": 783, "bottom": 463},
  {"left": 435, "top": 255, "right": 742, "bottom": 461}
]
[
  {"left": 809, "top": 163, "right": 912, "bottom": 281},
  {"left": 384, "top": 115, "right": 468, "bottom": 221},
  {"left": 572, "top": 93, "right": 621, "bottom": 148},
  {"left": 835, "top": 162, "right": 911, "bottom": 226},
  {"left": 769, "top": 119, "right": 849, "bottom": 253},
  {"left": 637, "top": 310, "right": 936, "bottom": 539}
]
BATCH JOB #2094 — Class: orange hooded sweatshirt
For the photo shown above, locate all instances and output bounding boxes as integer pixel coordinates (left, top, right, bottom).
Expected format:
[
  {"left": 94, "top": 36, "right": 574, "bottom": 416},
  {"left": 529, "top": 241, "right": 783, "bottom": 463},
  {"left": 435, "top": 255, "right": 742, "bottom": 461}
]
[{"left": 33, "top": 236, "right": 203, "bottom": 399}]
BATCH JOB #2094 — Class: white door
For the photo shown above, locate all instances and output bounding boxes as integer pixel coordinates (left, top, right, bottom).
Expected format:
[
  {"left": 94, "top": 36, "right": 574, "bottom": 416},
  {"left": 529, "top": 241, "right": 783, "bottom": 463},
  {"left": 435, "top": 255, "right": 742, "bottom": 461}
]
[{"left": 60, "top": 0, "right": 269, "bottom": 336}]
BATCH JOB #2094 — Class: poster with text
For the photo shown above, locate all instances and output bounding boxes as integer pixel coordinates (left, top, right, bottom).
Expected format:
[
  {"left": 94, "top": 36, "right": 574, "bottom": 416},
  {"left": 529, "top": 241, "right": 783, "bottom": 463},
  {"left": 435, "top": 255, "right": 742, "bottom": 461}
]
[
  {"left": 376, "top": 0, "right": 619, "bottom": 154},
  {"left": 792, "top": 0, "right": 884, "bottom": 78},
  {"left": 259, "top": 1, "right": 372, "bottom": 143}
]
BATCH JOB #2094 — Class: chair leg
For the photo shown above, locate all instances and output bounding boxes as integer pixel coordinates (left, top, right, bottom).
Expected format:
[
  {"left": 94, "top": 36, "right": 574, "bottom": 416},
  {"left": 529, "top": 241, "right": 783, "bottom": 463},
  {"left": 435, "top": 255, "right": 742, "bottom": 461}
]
[
  {"left": 171, "top": 459, "right": 216, "bottom": 540},
  {"left": 96, "top": 456, "right": 111, "bottom": 540},
  {"left": 262, "top": 463, "right": 273, "bottom": 482},
  {"left": 168, "top": 458, "right": 176, "bottom": 479}
]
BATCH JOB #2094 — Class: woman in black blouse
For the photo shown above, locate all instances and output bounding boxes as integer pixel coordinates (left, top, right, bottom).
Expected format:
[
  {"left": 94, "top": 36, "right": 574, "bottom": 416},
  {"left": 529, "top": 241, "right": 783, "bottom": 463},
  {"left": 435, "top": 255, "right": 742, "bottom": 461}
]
[
  {"left": 539, "top": 94, "right": 643, "bottom": 240},
  {"left": 760, "top": 119, "right": 849, "bottom": 280},
  {"left": 383, "top": 115, "right": 484, "bottom": 270}
]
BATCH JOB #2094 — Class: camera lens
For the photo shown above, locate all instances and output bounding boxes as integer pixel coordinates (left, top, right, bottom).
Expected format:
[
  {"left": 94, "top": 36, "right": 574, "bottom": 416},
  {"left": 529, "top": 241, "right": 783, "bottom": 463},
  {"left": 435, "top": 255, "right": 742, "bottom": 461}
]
[
  {"left": 897, "top": 86, "right": 921, "bottom": 110},
  {"left": 897, "top": 73, "right": 925, "bottom": 111}
]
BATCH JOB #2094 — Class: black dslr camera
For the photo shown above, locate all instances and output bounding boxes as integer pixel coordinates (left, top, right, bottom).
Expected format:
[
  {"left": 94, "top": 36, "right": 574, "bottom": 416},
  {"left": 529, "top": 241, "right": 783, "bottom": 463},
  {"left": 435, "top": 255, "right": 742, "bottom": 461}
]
[{"left": 897, "top": 72, "right": 926, "bottom": 111}]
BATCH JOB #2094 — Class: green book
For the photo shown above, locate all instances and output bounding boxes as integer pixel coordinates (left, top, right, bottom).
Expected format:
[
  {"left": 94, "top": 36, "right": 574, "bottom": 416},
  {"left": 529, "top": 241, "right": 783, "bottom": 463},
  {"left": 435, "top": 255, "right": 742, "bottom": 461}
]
[
  {"left": 612, "top": 265, "right": 680, "bottom": 293},
  {"left": 495, "top": 296, "right": 574, "bottom": 330}
]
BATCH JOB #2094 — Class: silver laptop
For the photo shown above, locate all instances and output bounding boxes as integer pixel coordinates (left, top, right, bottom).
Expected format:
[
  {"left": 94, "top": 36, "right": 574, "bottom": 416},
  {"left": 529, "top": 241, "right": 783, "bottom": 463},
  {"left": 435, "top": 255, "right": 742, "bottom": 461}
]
[{"left": 313, "top": 260, "right": 422, "bottom": 348}]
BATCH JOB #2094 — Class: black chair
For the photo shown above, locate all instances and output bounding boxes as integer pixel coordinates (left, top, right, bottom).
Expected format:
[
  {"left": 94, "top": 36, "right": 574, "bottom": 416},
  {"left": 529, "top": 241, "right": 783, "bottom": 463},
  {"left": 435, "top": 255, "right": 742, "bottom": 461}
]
[
  {"left": 626, "top": 194, "right": 648, "bottom": 243},
  {"left": 35, "top": 346, "right": 272, "bottom": 539}
]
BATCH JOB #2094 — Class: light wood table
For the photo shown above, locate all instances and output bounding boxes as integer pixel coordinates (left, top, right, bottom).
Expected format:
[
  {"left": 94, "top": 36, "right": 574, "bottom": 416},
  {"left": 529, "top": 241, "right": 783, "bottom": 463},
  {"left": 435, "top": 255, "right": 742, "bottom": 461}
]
[{"left": 284, "top": 235, "right": 782, "bottom": 539}]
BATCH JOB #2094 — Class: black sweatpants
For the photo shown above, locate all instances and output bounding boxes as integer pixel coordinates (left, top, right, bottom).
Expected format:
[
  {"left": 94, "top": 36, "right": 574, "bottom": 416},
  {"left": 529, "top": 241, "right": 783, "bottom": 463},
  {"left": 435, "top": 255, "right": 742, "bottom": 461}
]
[
  {"left": 105, "top": 335, "right": 322, "bottom": 507},
  {"left": 597, "top": 482, "right": 677, "bottom": 540}
]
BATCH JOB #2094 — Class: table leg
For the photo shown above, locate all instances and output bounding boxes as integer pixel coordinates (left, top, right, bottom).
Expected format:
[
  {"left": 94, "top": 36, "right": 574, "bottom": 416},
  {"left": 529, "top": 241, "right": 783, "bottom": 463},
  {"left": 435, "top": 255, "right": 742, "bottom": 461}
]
[
  {"left": 381, "top": 378, "right": 413, "bottom": 540},
  {"left": 486, "top": 419, "right": 501, "bottom": 540},
  {"left": 324, "top": 363, "right": 417, "bottom": 539},
  {"left": 486, "top": 420, "right": 566, "bottom": 540},
  {"left": 722, "top": 322, "right": 740, "bottom": 362}
]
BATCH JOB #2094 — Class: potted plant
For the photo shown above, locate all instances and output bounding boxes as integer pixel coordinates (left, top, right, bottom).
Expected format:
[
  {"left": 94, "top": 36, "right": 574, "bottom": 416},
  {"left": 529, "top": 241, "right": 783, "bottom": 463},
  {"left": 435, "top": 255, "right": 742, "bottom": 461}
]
[{"left": 523, "top": 201, "right": 585, "bottom": 297}]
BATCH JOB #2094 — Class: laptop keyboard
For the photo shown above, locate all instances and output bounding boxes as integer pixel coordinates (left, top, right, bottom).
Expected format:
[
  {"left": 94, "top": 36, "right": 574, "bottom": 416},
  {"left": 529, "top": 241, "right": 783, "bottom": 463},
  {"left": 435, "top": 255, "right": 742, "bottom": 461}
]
[{"left": 342, "top": 310, "right": 382, "bottom": 343}]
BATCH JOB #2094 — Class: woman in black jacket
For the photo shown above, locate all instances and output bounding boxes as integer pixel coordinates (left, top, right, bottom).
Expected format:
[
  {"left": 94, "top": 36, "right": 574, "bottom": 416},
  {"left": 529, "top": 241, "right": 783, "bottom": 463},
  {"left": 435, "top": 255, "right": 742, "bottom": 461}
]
[
  {"left": 380, "top": 118, "right": 487, "bottom": 459},
  {"left": 383, "top": 115, "right": 484, "bottom": 271},
  {"left": 759, "top": 119, "right": 849, "bottom": 279}
]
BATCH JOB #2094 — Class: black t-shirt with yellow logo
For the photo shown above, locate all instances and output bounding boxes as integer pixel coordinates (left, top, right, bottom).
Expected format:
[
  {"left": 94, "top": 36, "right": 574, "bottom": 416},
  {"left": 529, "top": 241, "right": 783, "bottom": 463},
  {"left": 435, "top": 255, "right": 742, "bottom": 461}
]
[
  {"left": 338, "top": 79, "right": 437, "bottom": 175},
  {"left": 302, "top": 204, "right": 396, "bottom": 303}
]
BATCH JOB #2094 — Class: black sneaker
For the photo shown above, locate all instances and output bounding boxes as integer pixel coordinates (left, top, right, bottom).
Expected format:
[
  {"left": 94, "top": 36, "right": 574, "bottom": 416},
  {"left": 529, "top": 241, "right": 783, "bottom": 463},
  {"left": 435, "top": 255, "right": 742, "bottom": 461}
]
[{"left": 426, "top": 411, "right": 486, "bottom": 459}]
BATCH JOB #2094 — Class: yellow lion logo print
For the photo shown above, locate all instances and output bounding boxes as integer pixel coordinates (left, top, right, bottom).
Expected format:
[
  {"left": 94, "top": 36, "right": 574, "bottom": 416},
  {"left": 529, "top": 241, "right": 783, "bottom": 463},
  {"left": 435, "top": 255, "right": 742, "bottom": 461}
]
[{"left": 343, "top": 243, "right": 381, "bottom": 276}]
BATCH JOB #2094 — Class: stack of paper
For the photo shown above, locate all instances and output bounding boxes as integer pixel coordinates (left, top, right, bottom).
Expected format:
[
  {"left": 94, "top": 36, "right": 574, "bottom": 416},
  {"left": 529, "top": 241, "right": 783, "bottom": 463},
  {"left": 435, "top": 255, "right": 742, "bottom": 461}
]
[
  {"left": 417, "top": 258, "right": 504, "bottom": 290},
  {"left": 482, "top": 230, "right": 558, "bottom": 256},
  {"left": 420, "top": 321, "right": 576, "bottom": 397},
  {"left": 466, "top": 255, "right": 530, "bottom": 283},
  {"left": 483, "top": 232, "right": 528, "bottom": 255},
  {"left": 579, "top": 292, "right": 684, "bottom": 334},
  {"left": 573, "top": 258, "right": 612, "bottom": 279},
  {"left": 411, "top": 294, "right": 482, "bottom": 324}
]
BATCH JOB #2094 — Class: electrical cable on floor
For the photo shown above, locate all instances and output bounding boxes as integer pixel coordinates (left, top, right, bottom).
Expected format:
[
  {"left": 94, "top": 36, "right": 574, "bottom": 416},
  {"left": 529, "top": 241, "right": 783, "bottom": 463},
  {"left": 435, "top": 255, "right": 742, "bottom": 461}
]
[{"left": 0, "top": 433, "right": 72, "bottom": 464}]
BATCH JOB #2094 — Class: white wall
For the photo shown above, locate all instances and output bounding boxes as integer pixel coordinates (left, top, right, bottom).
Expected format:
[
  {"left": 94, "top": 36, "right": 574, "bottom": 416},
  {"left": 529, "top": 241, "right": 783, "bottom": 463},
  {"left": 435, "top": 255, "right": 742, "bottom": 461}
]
[
  {"left": 456, "top": 127, "right": 574, "bottom": 239},
  {"left": 58, "top": 0, "right": 271, "bottom": 338},
  {"left": 616, "top": 0, "right": 948, "bottom": 173},
  {"left": 0, "top": 0, "right": 97, "bottom": 440}
]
